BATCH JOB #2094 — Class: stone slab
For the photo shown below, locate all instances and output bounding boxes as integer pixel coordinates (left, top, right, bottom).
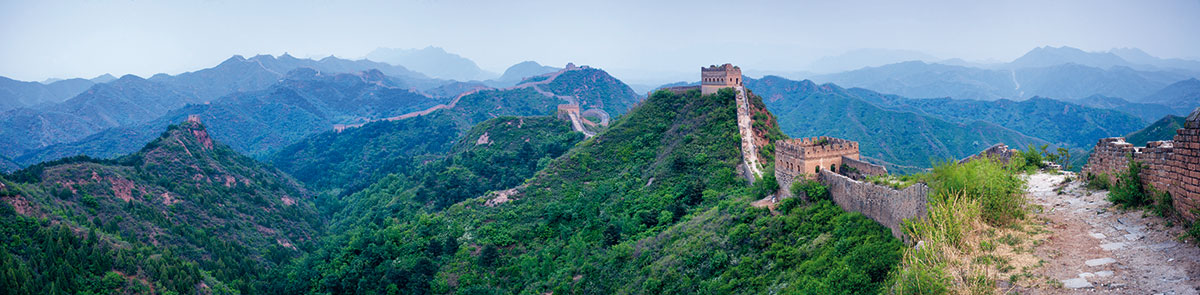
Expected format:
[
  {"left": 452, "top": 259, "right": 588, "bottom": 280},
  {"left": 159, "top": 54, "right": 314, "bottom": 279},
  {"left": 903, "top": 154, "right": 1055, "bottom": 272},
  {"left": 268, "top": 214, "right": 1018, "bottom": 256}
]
[
  {"left": 1086, "top": 257, "right": 1117, "bottom": 266},
  {"left": 1062, "top": 278, "right": 1093, "bottom": 289}
]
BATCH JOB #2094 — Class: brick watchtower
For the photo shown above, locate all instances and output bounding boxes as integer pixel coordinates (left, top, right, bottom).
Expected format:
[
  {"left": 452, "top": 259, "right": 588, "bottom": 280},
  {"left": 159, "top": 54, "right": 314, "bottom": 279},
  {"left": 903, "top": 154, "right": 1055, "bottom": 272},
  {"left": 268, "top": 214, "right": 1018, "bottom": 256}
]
[{"left": 701, "top": 63, "right": 742, "bottom": 95}]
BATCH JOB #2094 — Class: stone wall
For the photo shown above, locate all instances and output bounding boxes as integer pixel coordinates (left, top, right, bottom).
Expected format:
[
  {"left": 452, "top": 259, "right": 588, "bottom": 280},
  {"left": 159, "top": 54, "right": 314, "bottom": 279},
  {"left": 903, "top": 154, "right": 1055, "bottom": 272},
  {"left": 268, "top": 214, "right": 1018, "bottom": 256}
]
[
  {"left": 818, "top": 170, "right": 929, "bottom": 239},
  {"left": 1168, "top": 111, "right": 1200, "bottom": 220},
  {"left": 776, "top": 136, "right": 861, "bottom": 196},
  {"left": 1083, "top": 108, "right": 1200, "bottom": 221},
  {"left": 842, "top": 156, "right": 887, "bottom": 178},
  {"left": 958, "top": 143, "right": 1015, "bottom": 164}
]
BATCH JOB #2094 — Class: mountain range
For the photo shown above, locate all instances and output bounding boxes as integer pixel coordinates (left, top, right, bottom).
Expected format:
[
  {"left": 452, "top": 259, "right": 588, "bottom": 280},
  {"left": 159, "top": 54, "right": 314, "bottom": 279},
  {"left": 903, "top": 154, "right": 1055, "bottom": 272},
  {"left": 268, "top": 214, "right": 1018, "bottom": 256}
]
[
  {"left": 11, "top": 65, "right": 638, "bottom": 169},
  {"left": 809, "top": 46, "right": 1200, "bottom": 121}
]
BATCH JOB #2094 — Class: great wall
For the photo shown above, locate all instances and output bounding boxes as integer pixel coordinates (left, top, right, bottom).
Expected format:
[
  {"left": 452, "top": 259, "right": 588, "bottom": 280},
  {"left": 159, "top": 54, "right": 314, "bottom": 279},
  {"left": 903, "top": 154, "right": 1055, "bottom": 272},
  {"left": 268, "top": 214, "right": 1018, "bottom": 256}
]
[
  {"left": 334, "top": 63, "right": 608, "bottom": 136},
  {"left": 1083, "top": 108, "right": 1200, "bottom": 221}
]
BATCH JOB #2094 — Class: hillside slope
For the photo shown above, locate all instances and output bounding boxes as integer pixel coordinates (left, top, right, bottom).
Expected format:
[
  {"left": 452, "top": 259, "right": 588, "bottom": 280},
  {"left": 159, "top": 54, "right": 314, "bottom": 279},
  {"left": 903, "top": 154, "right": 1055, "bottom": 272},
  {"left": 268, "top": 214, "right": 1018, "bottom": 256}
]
[
  {"left": 268, "top": 87, "right": 902, "bottom": 294},
  {"left": 1125, "top": 115, "right": 1188, "bottom": 146},
  {"left": 1, "top": 119, "right": 321, "bottom": 294}
]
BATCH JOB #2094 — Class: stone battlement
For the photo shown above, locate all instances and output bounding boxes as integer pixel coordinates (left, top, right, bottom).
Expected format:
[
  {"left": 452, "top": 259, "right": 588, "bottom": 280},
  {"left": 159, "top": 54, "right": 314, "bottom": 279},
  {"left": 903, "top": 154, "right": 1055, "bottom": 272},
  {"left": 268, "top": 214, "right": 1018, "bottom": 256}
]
[
  {"left": 1083, "top": 107, "right": 1200, "bottom": 220},
  {"left": 701, "top": 63, "right": 742, "bottom": 95},
  {"left": 775, "top": 136, "right": 862, "bottom": 196}
]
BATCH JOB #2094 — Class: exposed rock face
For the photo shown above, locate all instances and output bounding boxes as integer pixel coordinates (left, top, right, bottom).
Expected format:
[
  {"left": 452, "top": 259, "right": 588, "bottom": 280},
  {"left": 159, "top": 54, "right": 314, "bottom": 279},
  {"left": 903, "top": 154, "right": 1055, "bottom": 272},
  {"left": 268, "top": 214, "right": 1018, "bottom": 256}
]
[{"left": 1084, "top": 107, "right": 1200, "bottom": 220}]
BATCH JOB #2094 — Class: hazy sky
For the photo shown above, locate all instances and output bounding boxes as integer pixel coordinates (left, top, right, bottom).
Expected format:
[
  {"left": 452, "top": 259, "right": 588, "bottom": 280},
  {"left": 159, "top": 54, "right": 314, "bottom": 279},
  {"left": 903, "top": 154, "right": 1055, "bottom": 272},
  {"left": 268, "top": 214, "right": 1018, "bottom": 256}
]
[{"left": 2, "top": 0, "right": 1199, "bottom": 83}]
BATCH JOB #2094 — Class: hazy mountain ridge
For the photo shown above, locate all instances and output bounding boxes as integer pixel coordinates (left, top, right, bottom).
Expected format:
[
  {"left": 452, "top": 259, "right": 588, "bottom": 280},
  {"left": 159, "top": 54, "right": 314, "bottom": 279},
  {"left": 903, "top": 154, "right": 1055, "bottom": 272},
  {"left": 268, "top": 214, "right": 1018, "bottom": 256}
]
[
  {"left": 14, "top": 69, "right": 447, "bottom": 166},
  {"left": 0, "top": 76, "right": 98, "bottom": 112},
  {"left": 0, "top": 54, "right": 465, "bottom": 165},
  {"left": 366, "top": 46, "right": 496, "bottom": 81}
]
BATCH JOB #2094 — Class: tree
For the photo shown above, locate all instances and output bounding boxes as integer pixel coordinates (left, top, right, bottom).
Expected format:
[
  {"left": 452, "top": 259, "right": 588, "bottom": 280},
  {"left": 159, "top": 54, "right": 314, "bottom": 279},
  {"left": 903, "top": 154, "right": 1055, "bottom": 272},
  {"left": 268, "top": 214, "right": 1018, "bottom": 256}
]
[{"left": 479, "top": 245, "right": 498, "bottom": 267}]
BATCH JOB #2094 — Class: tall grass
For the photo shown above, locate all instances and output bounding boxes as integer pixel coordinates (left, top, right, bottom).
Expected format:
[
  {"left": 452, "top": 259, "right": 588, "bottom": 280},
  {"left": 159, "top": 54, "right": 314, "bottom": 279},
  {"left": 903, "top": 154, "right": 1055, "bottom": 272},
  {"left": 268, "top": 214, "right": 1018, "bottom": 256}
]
[
  {"left": 927, "top": 159, "right": 1026, "bottom": 226},
  {"left": 890, "top": 157, "right": 1030, "bottom": 294}
]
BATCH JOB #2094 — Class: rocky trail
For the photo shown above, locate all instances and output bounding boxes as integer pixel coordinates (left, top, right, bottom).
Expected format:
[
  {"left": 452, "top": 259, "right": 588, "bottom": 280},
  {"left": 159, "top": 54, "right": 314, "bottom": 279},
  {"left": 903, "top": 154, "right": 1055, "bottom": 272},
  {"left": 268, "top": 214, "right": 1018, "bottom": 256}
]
[{"left": 1022, "top": 172, "right": 1200, "bottom": 294}]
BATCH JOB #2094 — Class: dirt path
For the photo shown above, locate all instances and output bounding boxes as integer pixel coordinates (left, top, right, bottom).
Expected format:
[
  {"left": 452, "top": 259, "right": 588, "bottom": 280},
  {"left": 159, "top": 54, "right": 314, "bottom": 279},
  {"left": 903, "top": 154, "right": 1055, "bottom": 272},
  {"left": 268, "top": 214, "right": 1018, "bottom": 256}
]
[{"left": 1022, "top": 172, "right": 1200, "bottom": 294}]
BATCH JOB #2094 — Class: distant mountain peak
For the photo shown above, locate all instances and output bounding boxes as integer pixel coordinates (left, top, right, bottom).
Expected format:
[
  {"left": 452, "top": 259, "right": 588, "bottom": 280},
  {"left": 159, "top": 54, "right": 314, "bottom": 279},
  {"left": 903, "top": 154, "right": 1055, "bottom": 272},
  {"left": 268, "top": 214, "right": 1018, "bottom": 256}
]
[
  {"left": 1011, "top": 46, "right": 1129, "bottom": 69},
  {"left": 365, "top": 46, "right": 493, "bottom": 81}
]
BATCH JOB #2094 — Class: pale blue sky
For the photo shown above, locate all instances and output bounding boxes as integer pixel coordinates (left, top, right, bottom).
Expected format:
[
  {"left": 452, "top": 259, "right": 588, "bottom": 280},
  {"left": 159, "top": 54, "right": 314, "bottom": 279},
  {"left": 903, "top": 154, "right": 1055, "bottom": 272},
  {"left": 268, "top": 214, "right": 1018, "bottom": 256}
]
[{"left": 2, "top": 0, "right": 1198, "bottom": 82}]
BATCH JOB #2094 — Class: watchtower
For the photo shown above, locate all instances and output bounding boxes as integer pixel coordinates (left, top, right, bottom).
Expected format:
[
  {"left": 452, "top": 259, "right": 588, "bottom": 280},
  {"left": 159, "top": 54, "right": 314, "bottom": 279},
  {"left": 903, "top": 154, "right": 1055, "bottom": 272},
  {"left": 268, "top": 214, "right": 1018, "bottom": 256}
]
[
  {"left": 701, "top": 64, "right": 742, "bottom": 95},
  {"left": 775, "top": 136, "right": 861, "bottom": 195}
]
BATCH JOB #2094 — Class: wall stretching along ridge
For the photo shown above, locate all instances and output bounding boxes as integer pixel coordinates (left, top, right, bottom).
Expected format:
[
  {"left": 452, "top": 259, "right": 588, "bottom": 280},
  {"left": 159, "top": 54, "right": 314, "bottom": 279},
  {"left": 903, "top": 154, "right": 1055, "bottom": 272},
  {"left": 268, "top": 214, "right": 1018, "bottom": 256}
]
[{"left": 1084, "top": 107, "right": 1200, "bottom": 220}]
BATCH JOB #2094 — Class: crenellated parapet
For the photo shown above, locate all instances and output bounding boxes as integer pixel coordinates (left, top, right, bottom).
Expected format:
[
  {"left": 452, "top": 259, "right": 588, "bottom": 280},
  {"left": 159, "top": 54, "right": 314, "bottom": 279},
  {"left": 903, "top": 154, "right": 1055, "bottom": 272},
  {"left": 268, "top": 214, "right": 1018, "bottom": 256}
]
[
  {"left": 700, "top": 63, "right": 742, "bottom": 95},
  {"left": 775, "top": 136, "right": 862, "bottom": 197}
]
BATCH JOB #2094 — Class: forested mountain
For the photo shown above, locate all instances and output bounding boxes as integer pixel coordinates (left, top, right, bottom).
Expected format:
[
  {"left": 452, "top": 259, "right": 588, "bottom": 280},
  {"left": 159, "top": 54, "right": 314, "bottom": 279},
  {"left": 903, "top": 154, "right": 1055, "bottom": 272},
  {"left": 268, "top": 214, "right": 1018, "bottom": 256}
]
[
  {"left": 16, "top": 65, "right": 637, "bottom": 171},
  {"left": 541, "top": 67, "right": 642, "bottom": 116},
  {"left": 15, "top": 69, "right": 447, "bottom": 166},
  {"left": 0, "top": 119, "right": 321, "bottom": 294},
  {"left": 1068, "top": 95, "right": 1176, "bottom": 122},
  {"left": 745, "top": 76, "right": 1048, "bottom": 172},
  {"left": 0, "top": 75, "right": 200, "bottom": 158},
  {"left": 0, "top": 54, "right": 454, "bottom": 165},
  {"left": 845, "top": 90, "right": 1145, "bottom": 149},
  {"left": 488, "top": 61, "right": 561, "bottom": 87},
  {"left": 1125, "top": 114, "right": 1188, "bottom": 146},
  {"left": 265, "top": 87, "right": 902, "bottom": 294}
]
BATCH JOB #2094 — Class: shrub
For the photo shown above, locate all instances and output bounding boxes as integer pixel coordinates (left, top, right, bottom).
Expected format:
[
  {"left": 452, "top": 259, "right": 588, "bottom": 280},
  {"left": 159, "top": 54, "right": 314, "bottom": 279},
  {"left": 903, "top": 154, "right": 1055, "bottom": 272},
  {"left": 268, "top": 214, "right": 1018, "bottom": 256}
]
[
  {"left": 751, "top": 170, "right": 779, "bottom": 199},
  {"left": 1108, "top": 159, "right": 1149, "bottom": 208},
  {"left": 790, "top": 178, "right": 829, "bottom": 201},
  {"left": 1085, "top": 173, "right": 1110, "bottom": 190},
  {"left": 927, "top": 159, "right": 1025, "bottom": 226},
  {"left": 1151, "top": 190, "right": 1175, "bottom": 218}
]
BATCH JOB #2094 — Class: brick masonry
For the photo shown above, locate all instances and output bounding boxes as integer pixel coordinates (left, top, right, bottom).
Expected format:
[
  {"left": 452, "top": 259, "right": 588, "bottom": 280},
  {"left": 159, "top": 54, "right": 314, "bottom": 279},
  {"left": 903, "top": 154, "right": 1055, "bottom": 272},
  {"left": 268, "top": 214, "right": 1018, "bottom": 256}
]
[
  {"left": 818, "top": 170, "right": 930, "bottom": 239},
  {"left": 775, "top": 136, "right": 861, "bottom": 197},
  {"left": 1083, "top": 108, "right": 1200, "bottom": 220}
]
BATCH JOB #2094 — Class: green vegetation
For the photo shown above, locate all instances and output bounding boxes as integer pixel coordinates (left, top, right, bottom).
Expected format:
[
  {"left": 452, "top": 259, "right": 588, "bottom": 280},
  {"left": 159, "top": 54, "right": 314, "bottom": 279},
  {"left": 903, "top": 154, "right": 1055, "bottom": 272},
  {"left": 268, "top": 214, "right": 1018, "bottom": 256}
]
[
  {"left": 863, "top": 174, "right": 922, "bottom": 190},
  {"left": 1125, "top": 115, "right": 1186, "bottom": 146},
  {"left": 1108, "top": 157, "right": 1151, "bottom": 208},
  {"left": 263, "top": 86, "right": 904, "bottom": 294},
  {"left": 541, "top": 68, "right": 641, "bottom": 116},
  {"left": 790, "top": 178, "right": 830, "bottom": 200},
  {"left": 927, "top": 159, "right": 1026, "bottom": 226},
  {"left": 1086, "top": 172, "right": 1111, "bottom": 190},
  {"left": 1, "top": 121, "right": 321, "bottom": 294},
  {"left": 890, "top": 157, "right": 1037, "bottom": 294}
]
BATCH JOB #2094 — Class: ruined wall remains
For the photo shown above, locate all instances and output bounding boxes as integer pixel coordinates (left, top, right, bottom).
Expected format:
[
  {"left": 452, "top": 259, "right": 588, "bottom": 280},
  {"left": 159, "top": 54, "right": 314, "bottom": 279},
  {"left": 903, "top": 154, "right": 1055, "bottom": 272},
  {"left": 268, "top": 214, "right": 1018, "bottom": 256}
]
[
  {"left": 818, "top": 170, "right": 929, "bottom": 239},
  {"left": 775, "top": 136, "right": 861, "bottom": 197},
  {"left": 842, "top": 156, "right": 887, "bottom": 177},
  {"left": 958, "top": 143, "right": 1015, "bottom": 164},
  {"left": 1083, "top": 108, "right": 1200, "bottom": 220}
]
